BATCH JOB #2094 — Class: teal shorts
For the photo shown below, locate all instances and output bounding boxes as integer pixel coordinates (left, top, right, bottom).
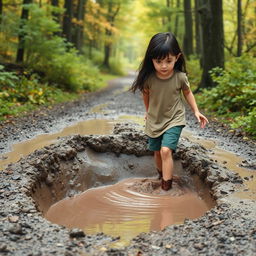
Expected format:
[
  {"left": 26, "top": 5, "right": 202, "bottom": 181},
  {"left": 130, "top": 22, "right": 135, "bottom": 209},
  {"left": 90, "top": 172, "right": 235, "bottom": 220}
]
[{"left": 148, "top": 125, "right": 184, "bottom": 152}]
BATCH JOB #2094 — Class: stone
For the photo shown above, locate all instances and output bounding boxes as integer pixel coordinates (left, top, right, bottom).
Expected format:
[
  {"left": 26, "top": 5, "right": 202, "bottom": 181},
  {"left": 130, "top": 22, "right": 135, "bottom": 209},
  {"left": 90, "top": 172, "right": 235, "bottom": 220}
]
[
  {"left": 69, "top": 229, "right": 85, "bottom": 238},
  {"left": 8, "top": 216, "right": 19, "bottom": 223}
]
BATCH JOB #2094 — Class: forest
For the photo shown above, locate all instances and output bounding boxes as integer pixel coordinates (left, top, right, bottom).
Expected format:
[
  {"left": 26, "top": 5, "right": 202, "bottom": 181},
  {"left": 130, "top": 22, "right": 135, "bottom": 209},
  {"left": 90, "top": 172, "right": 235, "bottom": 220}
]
[{"left": 0, "top": 0, "right": 255, "bottom": 137}]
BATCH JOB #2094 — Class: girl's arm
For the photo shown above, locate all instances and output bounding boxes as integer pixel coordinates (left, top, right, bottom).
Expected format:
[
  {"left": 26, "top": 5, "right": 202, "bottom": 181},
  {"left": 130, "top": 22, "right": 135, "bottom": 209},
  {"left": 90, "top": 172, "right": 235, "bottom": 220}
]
[
  {"left": 182, "top": 88, "right": 208, "bottom": 128},
  {"left": 142, "top": 89, "right": 149, "bottom": 119}
]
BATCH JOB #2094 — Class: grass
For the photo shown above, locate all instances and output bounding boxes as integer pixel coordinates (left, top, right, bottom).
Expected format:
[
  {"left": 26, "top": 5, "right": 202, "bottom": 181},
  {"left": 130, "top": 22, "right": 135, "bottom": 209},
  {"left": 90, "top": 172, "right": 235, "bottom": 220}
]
[{"left": 0, "top": 72, "right": 119, "bottom": 122}]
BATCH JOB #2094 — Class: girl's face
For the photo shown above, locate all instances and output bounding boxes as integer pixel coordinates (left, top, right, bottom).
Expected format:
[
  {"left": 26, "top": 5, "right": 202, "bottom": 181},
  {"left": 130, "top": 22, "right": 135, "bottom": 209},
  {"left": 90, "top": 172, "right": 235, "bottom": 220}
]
[{"left": 152, "top": 54, "right": 180, "bottom": 79}]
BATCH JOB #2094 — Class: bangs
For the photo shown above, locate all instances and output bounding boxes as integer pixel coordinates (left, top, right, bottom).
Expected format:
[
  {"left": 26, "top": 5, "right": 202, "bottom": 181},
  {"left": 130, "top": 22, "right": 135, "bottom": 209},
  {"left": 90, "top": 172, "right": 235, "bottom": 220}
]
[{"left": 151, "top": 43, "right": 174, "bottom": 60}]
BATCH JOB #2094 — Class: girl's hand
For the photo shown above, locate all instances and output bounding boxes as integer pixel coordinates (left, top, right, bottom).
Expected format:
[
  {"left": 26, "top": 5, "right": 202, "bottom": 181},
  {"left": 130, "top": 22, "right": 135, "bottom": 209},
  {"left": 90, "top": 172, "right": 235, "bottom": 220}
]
[
  {"left": 194, "top": 111, "right": 209, "bottom": 128},
  {"left": 144, "top": 112, "right": 148, "bottom": 120}
]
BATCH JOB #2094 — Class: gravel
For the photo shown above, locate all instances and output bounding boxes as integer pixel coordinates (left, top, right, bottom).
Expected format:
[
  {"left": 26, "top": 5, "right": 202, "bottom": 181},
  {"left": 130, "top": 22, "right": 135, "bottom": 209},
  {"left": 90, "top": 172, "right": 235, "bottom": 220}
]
[{"left": 0, "top": 72, "right": 255, "bottom": 255}]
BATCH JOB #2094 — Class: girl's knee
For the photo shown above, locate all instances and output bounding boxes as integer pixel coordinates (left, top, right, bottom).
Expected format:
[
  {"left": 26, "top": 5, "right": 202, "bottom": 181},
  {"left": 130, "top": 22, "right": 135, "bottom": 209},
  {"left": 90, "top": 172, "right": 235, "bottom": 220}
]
[{"left": 160, "top": 147, "right": 172, "bottom": 159}]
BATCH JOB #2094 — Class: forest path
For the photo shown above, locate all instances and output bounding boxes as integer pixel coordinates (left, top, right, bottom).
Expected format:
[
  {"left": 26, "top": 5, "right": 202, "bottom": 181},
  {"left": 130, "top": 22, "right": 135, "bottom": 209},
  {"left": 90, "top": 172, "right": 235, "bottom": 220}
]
[
  {"left": 0, "top": 73, "right": 255, "bottom": 255},
  {"left": 0, "top": 72, "right": 255, "bottom": 168}
]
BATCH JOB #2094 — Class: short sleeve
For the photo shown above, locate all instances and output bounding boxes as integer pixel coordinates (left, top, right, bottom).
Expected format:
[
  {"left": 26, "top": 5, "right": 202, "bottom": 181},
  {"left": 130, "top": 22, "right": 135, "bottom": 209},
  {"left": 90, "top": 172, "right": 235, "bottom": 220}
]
[{"left": 181, "top": 73, "right": 190, "bottom": 90}]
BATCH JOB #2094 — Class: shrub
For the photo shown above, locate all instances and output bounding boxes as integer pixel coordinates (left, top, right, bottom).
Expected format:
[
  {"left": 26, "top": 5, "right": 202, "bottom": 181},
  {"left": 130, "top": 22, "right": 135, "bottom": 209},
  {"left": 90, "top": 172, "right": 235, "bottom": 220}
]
[
  {"left": 21, "top": 4, "right": 102, "bottom": 92},
  {"left": 197, "top": 55, "right": 256, "bottom": 137},
  {"left": 0, "top": 65, "right": 19, "bottom": 89},
  {"left": 186, "top": 57, "right": 202, "bottom": 90}
]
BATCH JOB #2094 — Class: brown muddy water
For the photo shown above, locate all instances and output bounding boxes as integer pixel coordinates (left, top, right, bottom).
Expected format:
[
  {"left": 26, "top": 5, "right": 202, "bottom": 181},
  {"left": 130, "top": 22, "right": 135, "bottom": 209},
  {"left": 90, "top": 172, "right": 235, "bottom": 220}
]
[
  {"left": 1, "top": 115, "right": 255, "bottom": 246},
  {"left": 44, "top": 159, "right": 215, "bottom": 246},
  {"left": 0, "top": 119, "right": 114, "bottom": 170},
  {"left": 182, "top": 130, "right": 256, "bottom": 200}
]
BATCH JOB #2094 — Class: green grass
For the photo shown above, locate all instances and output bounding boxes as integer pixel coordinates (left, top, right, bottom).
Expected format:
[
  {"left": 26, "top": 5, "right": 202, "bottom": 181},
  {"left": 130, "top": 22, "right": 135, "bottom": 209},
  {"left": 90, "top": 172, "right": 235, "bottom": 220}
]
[{"left": 0, "top": 72, "right": 119, "bottom": 122}]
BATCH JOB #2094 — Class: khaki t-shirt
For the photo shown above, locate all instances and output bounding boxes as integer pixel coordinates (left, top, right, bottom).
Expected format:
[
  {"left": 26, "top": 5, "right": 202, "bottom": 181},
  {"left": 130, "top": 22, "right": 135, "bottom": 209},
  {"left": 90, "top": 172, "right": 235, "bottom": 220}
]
[{"left": 144, "top": 70, "right": 190, "bottom": 138}]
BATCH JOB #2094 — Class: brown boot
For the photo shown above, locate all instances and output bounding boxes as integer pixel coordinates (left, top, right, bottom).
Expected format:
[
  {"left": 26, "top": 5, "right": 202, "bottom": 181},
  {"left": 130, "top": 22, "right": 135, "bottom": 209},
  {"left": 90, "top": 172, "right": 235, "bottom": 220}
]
[
  {"left": 161, "top": 178, "right": 173, "bottom": 191},
  {"left": 157, "top": 168, "right": 162, "bottom": 180}
]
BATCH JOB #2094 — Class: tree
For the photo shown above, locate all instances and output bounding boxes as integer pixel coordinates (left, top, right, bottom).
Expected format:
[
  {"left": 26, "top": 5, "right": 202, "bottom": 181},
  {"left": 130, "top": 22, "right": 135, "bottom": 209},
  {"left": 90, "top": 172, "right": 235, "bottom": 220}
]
[
  {"left": 16, "top": 0, "right": 33, "bottom": 63},
  {"left": 194, "top": 0, "right": 201, "bottom": 57},
  {"left": 62, "top": 0, "right": 73, "bottom": 43},
  {"left": 174, "top": 0, "right": 180, "bottom": 37},
  {"left": 237, "top": 0, "right": 242, "bottom": 56},
  {"left": 166, "top": 0, "right": 172, "bottom": 31},
  {"left": 73, "top": 0, "right": 86, "bottom": 53},
  {"left": 102, "top": 1, "right": 120, "bottom": 68},
  {"left": 198, "top": 0, "right": 224, "bottom": 88},
  {"left": 0, "top": 0, "right": 3, "bottom": 24},
  {"left": 183, "top": 0, "right": 193, "bottom": 58},
  {"left": 51, "top": 0, "right": 60, "bottom": 22}
]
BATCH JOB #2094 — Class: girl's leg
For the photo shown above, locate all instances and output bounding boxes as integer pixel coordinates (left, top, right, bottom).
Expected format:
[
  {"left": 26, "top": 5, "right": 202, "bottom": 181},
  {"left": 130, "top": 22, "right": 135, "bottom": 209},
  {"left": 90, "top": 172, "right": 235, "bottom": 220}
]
[
  {"left": 160, "top": 146, "right": 173, "bottom": 180},
  {"left": 154, "top": 151, "right": 162, "bottom": 178},
  {"left": 160, "top": 146, "right": 173, "bottom": 190}
]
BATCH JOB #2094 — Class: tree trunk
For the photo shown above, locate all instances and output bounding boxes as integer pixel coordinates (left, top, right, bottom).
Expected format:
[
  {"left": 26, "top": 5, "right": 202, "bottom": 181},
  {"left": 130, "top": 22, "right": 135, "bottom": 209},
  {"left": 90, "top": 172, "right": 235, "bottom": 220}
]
[
  {"left": 183, "top": 0, "right": 193, "bottom": 59},
  {"left": 0, "top": 0, "right": 3, "bottom": 24},
  {"left": 198, "top": 0, "right": 224, "bottom": 89},
  {"left": 174, "top": 0, "right": 180, "bottom": 38},
  {"left": 102, "top": 2, "right": 120, "bottom": 69},
  {"left": 103, "top": 37, "right": 111, "bottom": 68},
  {"left": 74, "top": 0, "right": 86, "bottom": 53},
  {"left": 51, "top": 0, "right": 59, "bottom": 21},
  {"left": 16, "top": 0, "right": 32, "bottom": 63},
  {"left": 237, "top": 0, "right": 242, "bottom": 56},
  {"left": 166, "top": 0, "right": 171, "bottom": 31},
  {"left": 194, "top": 0, "right": 201, "bottom": 56},
  {"left": 62, "top": 0, "right": 73, "bottom": 43}
]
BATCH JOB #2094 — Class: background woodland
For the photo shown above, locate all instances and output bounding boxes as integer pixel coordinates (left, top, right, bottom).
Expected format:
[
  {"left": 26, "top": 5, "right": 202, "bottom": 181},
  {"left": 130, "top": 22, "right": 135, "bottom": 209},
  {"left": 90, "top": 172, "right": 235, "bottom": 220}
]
[{"left": 0, "top": 0, "right": 255, "bottom": 137}]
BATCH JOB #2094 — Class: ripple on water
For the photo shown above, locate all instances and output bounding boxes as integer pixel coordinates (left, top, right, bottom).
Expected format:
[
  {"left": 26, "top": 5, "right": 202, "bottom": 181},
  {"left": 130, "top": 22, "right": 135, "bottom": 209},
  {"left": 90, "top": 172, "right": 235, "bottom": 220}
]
[{"left": 45, "top": 177, "right": 214, "bottom": 244}]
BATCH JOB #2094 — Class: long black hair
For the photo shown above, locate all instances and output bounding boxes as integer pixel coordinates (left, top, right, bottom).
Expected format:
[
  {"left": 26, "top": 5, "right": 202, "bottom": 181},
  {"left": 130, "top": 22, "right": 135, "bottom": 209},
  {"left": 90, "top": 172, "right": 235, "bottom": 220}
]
[{"left": 130, "top": 32, "right": 186, "bottom": 93}]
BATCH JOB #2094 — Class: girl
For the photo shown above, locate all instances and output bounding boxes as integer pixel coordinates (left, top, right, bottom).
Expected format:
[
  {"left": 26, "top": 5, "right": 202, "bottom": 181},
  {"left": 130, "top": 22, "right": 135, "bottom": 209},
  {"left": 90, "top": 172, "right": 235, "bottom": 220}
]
[{"left": 130, "top": 32, "right": 208, "bottom": 191}]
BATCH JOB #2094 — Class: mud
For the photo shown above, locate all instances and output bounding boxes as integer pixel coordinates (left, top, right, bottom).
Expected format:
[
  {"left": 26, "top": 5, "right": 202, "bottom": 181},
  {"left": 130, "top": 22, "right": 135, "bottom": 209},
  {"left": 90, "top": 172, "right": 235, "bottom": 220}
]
[
  {"left": 0, "top": 73, "right": 256, "bottom": 255},
  {"left": 45, "top": 157, "right": 215, "bottom": 245}
]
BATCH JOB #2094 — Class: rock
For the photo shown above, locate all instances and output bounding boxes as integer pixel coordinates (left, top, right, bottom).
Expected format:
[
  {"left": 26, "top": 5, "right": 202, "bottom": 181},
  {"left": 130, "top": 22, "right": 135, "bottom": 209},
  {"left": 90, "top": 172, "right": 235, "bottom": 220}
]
[
  {"left": 45, "top": 174, "right": 53, "bottom": 186},
  {"left": 69, "top": 229, "right": 85, "bottom": 238},
  {"left": 9, "top": 224, "right": 24, "bottom": 235},
  {"left": 12, "top": 175, "right": 21, "bottom": 180},
  {"left": 194, "top": 243, "right": 204, "bottom": 250},
  {"left": 8, "top": 216, "right": 19, "bottom": 223},
  {"left": 0, "top": 244, "right": 9, "bottom": 252}
]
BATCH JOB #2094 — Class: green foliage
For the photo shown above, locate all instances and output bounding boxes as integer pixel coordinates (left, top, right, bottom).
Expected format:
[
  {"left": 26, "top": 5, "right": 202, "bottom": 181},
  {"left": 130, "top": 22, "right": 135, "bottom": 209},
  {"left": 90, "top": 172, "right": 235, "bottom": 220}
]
[
  {"left": 197, "top": 55, "right": 256, "bottom": 138},
  {"left": 0, "top": 11, "right": 20, "bottom": 61},
  {"left": 186, "top": 57, "right": 202, "bottom": 90},
  {"left": 109, "top": 57, "right": 125, "bottom": 76},
  {"left": 0, "top": 69, "right": 55, "bottom": 105},
  {"left": 0, "top": 65, "right": 19, "bottom": 88},
  {"left": 20, "top": 4, "right": 102, "bottom": 92},
  {"left": 232, "top": 107, "right": 256, "bottom": 137},
  {"left": 0, "top": 67, "right": 79, "bottom": 121}
]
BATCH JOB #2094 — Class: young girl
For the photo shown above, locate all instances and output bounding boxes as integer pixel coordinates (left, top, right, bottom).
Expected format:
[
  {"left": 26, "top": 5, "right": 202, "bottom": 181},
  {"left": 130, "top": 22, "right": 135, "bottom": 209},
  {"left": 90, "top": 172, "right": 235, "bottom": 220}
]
[{"left": 130, "top": 32, "right": 208, "bottom": 191}]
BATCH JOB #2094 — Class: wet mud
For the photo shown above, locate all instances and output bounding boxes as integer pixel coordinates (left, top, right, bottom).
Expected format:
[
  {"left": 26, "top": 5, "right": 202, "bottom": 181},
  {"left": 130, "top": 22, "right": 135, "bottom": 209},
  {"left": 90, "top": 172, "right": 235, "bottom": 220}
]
[
  {"left": 0, "top": 73, "right": 256, "bottom": 255},
  {"left": 45, "top": 157, "right": 215, "bottom": 245}
]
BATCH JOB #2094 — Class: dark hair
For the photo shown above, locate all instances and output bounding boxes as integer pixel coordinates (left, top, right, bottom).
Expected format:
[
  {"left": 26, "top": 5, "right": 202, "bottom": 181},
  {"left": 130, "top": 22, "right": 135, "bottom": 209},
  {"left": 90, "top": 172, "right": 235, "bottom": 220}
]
[{"left": 130, "top": 32, "right": 186, "bottom": 93}]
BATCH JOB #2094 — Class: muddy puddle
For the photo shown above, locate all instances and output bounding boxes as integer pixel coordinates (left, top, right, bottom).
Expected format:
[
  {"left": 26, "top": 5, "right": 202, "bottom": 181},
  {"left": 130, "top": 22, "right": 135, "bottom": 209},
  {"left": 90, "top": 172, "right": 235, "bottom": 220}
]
[
  {"left": 182, "top": 130, "right": 256, "bottom": 200},
  {"left": 0, "top": 119, "right": 115, "bottom": 170},
  {"left": 1, "top": 111, "right": 255, "bottom": 247},
  {"left": 45, "top": 159, "right": 215, "bottom": 246}
]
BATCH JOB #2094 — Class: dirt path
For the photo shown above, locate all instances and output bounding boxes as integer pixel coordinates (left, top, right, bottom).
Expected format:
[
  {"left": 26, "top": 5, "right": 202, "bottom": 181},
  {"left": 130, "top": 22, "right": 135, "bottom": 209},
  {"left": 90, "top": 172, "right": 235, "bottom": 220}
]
[
  {"left": 0, "top": 72, "right": 255, "bottom": 163},
  {"left": 0, "top": 73, "right": 255, "bottom": 256}
]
